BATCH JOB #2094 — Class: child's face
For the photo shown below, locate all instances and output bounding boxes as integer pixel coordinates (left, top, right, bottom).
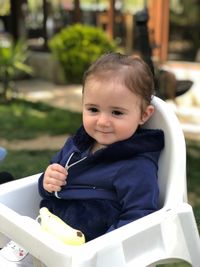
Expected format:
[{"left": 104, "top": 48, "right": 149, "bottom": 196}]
[{"left": 82, "top": 77, "right": 154, "bottom": 148}]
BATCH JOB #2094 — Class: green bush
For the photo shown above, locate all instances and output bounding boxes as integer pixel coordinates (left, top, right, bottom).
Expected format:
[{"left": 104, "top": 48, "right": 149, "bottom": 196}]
[
  {"left": 48, "top": 23, "right": 117, "bottom": 83},
  {"left": 0, "top": 39, "right": 33, "bottom": 101}
]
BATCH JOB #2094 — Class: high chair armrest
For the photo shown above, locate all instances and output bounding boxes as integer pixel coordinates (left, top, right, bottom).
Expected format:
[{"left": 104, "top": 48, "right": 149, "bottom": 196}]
[
  {"left": 76, "top": 204, "right": 200, "bottom": 267},
  {"left": 0, "top": 202, "right": 78, "bottom": 267},
  {"left": 0, "top": 173, "right": 42, "bottom": 218},
  {"left": 0, "top": 174, "right": 200, "bottom": 267}
]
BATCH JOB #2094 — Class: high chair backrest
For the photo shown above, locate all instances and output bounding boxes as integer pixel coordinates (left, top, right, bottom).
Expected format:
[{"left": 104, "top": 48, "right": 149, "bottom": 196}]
[
  {"left": 0, "top": 97, "right": 199, "bottom": 267},
  {"left": 143, "top": 96, "right": 187, "bottom": 207}
]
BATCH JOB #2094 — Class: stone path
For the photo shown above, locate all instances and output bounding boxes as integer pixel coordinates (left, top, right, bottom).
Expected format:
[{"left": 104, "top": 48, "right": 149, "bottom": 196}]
[
  {"left": 0, "top": 135, "right": 68, "bottom": 151},
  {"left": 15, "top": 79, "right": 83, "bottom": 112}
]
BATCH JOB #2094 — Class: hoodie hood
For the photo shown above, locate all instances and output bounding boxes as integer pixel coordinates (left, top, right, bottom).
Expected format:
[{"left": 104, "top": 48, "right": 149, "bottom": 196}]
[{"left": 73, "top": 126, "right": 164, "bottom": 162}]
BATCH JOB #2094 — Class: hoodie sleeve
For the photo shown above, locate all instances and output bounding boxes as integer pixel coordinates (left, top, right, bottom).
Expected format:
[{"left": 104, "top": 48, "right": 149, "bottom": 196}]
[{"left": 107, "top": 155, "right": 159, "bottom": 232}]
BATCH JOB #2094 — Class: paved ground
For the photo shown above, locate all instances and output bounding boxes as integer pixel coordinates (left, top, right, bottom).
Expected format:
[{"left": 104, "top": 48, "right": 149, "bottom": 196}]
[
  {"left": 0, "top": 134, "right": 69, "bottom": 150},
  {"left": 15, "top": 79, "right": 83, "bottom": 113},
  {"left": 163, "top": 61, "right": 200, "bottom": 140}
]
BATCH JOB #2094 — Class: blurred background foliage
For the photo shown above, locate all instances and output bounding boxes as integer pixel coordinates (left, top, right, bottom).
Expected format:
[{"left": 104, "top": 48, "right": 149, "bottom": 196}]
[{"left": 48, "top": 23, "right": 117, "bottom": 83}]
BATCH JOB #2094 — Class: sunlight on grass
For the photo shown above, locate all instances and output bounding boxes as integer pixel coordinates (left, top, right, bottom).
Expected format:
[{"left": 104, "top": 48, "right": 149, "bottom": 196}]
[
  {"left": 0, "top": 99, "right": 82, "bottom": 140},
  {"left": 28, "top": 108, "right": 46, "bottom": 118},
  {"left": 13, "top": 108, "right": 22, "bottom": 116}
]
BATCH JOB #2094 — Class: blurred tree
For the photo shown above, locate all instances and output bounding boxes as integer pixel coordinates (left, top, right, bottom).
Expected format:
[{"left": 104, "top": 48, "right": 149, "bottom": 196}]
[{"left": 0, "top": 0, "right": 10, "bottom": 16}]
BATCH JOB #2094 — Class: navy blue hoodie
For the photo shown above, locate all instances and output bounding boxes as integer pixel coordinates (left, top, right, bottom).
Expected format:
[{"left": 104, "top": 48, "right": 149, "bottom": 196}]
[{"left": 38, "top": 126, "right": 164, "bottom": 242}]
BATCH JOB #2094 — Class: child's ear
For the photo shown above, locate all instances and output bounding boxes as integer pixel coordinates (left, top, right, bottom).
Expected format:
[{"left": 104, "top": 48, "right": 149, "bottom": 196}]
[{"left": 139, "top": 105, "right": 155, "bottom": 125}]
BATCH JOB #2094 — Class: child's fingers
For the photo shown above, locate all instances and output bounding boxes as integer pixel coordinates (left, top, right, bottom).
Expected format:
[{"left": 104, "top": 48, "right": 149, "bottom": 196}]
[
  {"left": 46, "top": 183, "right": 62, "bottom": 193},
  {"left": 44, "top": 177, "right": 65, "bottom": 193},
  {"left": 47, "top": 164, "right": 67, "bottom": 181},
  {"left": 44, "top": 163, "right": 68, "bottom": 192},
  {"left": 51, "top": 163, "right": 68, "bottom": 176}
]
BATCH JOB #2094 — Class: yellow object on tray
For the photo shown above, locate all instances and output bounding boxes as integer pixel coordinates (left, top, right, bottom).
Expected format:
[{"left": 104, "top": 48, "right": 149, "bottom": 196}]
[{"left": 37, "top": 207, "right": 85, "bottom": 246}]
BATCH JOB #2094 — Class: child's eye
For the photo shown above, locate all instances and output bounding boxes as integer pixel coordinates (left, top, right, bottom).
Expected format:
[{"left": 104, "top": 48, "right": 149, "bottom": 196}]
[
  {"left": 88, "top": 107, "right": 98, "bottom": 113},
  {"left": 112, "top": 110, "right": 123, "bottom": 116}
]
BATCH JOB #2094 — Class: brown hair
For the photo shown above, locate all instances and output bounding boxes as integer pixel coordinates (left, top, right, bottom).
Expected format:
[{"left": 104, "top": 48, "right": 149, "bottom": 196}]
[{"left": 83, "top": 52, "right": 155, "bottom": 108}]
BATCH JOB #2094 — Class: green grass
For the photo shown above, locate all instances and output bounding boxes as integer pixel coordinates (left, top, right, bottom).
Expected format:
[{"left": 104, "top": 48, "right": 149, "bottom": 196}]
[
  {"left": 0, "top": 99, "right": 82, "bottom": 177},
  {"left": 0, "top": 99, "right": 82, "bottom": 140},
  {"left": 0, "top": 150, "right": 58, "bottom": 178},
  {"left": 158, "top": 263, "right": 190, "bottom": 267},
  {"left": 186, "top": 140, "right": 200, "bottom": 233}
]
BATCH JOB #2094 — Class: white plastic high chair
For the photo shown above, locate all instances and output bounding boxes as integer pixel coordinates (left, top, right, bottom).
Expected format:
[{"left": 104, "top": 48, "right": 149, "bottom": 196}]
[{"left": 0, "top": 96, "right": 199, "bottom": 267}]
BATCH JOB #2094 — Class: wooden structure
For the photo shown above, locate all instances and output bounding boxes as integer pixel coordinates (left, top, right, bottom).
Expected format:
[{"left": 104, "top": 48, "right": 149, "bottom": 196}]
[
  {"left": 6, "top": 0, "right": 170, "bottom": 63},
  {"left": 96, "top": 0, "right": 170, "bottom": 63},
  {"left": 148, "top": 0, "right": 170, "bottom": 63}
]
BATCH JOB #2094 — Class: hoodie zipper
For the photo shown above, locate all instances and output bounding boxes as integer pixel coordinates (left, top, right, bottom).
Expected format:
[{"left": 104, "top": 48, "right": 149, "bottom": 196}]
[{"left": 54, "top": 152, "right": 87, "bottom": 199}]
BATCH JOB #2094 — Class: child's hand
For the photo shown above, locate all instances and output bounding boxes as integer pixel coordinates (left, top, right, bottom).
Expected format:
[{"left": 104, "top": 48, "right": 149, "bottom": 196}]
[{"left": 43, "top": 163, "right": 68, "bottom": 193}]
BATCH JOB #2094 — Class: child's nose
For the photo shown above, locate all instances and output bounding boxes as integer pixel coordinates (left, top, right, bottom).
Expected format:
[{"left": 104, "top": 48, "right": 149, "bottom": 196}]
[{"left": 97, "top": 114, "right": 110, "bottom": 126}]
